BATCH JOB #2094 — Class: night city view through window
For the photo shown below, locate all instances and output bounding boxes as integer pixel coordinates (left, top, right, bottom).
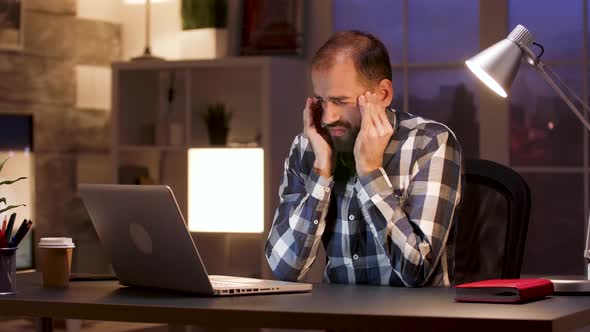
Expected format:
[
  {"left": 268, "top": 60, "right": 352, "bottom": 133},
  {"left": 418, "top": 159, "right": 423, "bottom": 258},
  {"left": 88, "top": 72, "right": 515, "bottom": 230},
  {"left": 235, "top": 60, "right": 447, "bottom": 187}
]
[
  {"left": 508, "top": 0, "right": 586, "bottom": 275},
  {"left": 509, "top": 1, "right": 584, "bottom": 167},
  {"left": 333, "top": 0, "right": 590, "bottom": 275},
  {"left": 333, "top": 0, "right": 585, "bottom": 165},
  {"left": 334, "top": 0, "right": 480, "bottom": 159}
]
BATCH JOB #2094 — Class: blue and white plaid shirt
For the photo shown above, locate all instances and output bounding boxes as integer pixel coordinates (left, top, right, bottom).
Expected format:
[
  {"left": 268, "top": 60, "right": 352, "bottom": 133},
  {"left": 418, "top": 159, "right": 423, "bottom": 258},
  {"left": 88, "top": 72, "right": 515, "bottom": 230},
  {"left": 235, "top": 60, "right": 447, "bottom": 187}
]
[{"left": 265, "top": 108, "right": 463, "bottom": 287}]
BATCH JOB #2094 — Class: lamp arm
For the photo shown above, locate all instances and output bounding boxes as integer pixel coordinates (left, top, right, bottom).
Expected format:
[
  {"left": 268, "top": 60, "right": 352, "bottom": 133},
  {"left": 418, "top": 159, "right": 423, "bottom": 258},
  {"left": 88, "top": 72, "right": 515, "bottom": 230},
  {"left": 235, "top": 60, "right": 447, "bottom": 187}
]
[
  {"left": 532, "top": 61, "right": 590, "bottom": 133},
  {"left": 537, "top": 62, "right": 590, "bottom": 273},
  {"left": 519, "top": 45, "right": 590, "bottom": 132},
  {"left": 544, "top": 62, "right": 590, "bottom": 119}
]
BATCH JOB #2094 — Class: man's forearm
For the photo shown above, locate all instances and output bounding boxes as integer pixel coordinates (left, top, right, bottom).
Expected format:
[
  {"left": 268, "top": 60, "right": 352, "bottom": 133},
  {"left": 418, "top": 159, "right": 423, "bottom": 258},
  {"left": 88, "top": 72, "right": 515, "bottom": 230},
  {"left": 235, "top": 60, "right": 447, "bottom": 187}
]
[
  {"left": 354, "top": 132, "right": 462, "bottom": 287},
  {"left": 265, "top": 170, "right": 334, "bottom": 281},
  {"left": 354, "top": 168, "right": 432, "bottom": 286}
]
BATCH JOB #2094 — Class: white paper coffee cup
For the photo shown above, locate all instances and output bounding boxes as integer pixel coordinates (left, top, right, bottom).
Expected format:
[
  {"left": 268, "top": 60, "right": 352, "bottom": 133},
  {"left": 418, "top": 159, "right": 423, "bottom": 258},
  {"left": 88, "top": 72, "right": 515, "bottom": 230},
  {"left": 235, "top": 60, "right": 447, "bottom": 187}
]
[{"left": 38, "top": 237, "right": 75, "bottom": 287}]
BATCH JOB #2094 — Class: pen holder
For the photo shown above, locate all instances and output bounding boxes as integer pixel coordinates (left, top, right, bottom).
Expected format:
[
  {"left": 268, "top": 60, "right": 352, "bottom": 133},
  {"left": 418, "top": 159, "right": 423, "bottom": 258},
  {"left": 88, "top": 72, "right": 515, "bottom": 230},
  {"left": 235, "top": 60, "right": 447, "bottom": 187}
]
[{"left": 0, "top": 248, "right": 17, "bottom": 295}]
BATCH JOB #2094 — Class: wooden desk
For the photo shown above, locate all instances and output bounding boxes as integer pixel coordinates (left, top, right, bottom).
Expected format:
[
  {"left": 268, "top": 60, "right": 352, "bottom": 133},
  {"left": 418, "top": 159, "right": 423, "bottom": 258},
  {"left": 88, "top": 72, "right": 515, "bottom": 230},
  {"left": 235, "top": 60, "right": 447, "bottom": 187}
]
[{"left": 2, "top": 273, "right": 590, "bottom": 332}]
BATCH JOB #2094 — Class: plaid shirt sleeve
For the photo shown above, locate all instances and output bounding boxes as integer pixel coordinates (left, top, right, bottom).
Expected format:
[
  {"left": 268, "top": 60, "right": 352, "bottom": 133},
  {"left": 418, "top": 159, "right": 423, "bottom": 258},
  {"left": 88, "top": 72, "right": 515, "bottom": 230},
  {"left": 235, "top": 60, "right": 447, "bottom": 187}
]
[
  {"left": 265, "top": 134, "right": 333, "bottom": 281},
  {"left": 354, "top": 129, "right": 462, "bottom": 287}
]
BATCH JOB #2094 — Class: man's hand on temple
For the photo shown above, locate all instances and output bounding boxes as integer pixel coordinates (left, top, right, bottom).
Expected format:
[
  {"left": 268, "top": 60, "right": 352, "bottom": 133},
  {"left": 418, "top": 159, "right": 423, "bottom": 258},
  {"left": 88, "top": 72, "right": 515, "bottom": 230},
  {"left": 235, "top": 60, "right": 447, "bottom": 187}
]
[
  {"left": 303, "top": 97, "right": 334, "bottom": 178},
  {"left": 354, "top": 91, "right": 394, "bottom": 177}
]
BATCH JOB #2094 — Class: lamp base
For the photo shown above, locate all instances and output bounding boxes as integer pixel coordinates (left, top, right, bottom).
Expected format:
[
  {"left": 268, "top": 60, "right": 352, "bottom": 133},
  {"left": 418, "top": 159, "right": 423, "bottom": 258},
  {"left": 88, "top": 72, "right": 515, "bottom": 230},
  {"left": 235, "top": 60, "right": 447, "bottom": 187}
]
[
  {"left": 550, "top": 278, "right": 590, "bottom": 293},
  {"left": 131, "top": 53, "right": 165, "bottom": 61},
  {"left": 131, "top": 47, "right": 165, "bottom": 61}
]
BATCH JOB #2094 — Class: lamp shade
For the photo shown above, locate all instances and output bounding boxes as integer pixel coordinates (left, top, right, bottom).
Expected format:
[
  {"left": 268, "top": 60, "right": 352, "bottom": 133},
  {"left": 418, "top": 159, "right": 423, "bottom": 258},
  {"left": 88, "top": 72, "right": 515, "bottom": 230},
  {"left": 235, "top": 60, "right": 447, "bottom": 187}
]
[{"left": 466, "top": 25, "right": 536, "bottom": 98}]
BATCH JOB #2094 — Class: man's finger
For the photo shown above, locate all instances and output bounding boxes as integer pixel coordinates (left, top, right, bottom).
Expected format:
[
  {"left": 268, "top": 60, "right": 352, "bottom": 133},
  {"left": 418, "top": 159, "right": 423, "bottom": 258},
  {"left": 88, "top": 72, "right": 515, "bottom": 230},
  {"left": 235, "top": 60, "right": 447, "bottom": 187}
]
[
  {"left": 373, "top": 107, "right": 387, "bottom": 130},
  {"left": 366, "top": 119, "right": 378, "bottom": 137},
  {"left": 303, "top": 97, "right": 312, "bottom": 128},
  {"left": 369, "top": 112, "right": 387, "bottom": 136},
  {"left": 363, "top": 92, "right": 378, "bottom": 118},
  {"left": 363, "top": 93, "right": 380, "bottom": 131},
  {"left": 381, "top": 111, "right": 394, "bottom": 135},
  {"left": 359, "top": 95, "right": 370, "bottom": 132},
  {"left": 358, "top": 94, "right": 366, "bottom": 113},
  {"left": 305, "top": 97, "right": 312, "bottom": 110},
  {"left": 362, "top": 105, "right": 383, "bottom": 136},
  {"left": 365, "top": 92, "right": 389, "bottom": 135}
]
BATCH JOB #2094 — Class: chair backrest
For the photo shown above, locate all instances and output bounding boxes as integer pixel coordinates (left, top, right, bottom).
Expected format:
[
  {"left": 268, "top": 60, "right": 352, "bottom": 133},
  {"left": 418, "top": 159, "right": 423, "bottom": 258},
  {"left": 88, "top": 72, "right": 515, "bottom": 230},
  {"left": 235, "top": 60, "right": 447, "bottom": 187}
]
[{"left": 454, "top": 159, "right": 531, "bottom": 285}]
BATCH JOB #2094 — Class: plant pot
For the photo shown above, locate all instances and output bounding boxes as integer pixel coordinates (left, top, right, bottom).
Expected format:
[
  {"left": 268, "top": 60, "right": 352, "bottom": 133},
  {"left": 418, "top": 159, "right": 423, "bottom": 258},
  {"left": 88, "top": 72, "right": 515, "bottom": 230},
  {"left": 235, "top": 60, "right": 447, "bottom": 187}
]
[
  {"left": 207, "top": 127, "right": 229, "bottom": 146},
  {"left": 180, "top": 0, "right": 228, "bottom": 59},
  {"left": 180, "top": 28, "right": 228, "bottom": 59}
]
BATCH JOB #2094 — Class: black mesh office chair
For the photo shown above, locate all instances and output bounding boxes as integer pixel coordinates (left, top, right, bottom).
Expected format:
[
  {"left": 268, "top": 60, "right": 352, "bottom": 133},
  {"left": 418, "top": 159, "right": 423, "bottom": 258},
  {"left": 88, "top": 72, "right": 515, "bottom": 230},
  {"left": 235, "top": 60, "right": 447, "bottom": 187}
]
[{"left": 454, "top": 159, "right": 531, "bottom": 285}]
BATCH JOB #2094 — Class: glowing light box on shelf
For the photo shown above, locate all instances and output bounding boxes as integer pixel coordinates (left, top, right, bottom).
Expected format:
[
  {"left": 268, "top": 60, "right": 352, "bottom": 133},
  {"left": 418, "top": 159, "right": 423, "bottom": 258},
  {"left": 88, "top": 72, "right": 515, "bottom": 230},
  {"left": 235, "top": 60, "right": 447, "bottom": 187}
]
[{"left": 188, "top": 148, "right": 263, "bottom": 233}]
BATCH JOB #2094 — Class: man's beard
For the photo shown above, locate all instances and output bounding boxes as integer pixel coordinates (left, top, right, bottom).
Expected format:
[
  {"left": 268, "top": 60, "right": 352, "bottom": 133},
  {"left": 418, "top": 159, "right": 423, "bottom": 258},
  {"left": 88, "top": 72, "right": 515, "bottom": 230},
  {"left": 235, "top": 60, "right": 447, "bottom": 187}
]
[
  {"left": 325, "top": 121, "right": 360, "bottom": 152},
  {"left": 320, "top": 120, "right": 359, "bottom": 181},
  {"left": 332, "top": 131, "right": 358, "bottom": 152}
]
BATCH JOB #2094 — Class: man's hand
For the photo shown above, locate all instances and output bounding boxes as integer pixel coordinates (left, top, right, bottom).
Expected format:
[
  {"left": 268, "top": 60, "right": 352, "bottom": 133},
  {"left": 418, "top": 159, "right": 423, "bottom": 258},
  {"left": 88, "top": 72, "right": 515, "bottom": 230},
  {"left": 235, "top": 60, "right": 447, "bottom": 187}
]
[
  {"left": 354, "top": 92, "right": 394, "bottom": 177},
  {"left": 303, "top": 97, "right": 334, "bottom": 178}
]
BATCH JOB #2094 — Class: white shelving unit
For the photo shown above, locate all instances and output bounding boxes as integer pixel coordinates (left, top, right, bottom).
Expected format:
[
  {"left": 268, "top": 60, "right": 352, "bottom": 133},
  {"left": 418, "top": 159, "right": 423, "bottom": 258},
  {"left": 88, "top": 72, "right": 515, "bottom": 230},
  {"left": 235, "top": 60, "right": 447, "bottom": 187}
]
[{"left": 111, "top": 57, "right": 307, "bottom": 277}]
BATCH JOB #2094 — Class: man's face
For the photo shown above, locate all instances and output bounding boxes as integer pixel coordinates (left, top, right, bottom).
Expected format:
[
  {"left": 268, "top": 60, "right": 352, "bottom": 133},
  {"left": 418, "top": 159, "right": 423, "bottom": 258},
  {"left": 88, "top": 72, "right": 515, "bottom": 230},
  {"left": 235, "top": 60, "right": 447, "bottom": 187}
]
[{"left": 311, "top": 55, "right": 366, "bottom": 152}]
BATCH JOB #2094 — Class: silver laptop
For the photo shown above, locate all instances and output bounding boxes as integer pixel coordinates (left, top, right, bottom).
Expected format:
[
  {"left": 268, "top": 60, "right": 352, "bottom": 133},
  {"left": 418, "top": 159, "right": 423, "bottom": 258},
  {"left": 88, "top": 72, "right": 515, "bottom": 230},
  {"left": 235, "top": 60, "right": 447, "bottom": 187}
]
[{"left": 78, "top": 184, "right": 312, "bottom": 296}]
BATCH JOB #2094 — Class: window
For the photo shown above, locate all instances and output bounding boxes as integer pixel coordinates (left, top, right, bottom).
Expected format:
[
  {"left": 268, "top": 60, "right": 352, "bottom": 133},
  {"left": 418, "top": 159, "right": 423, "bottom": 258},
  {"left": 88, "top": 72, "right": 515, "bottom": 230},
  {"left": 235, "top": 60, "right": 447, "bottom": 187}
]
[
  {"left": 408, "top": 0, "right": 478, "bottom": 63},
  {"left": 333, "top": 0, "right": 480, "bottom": 159},
  {"left": 509, "top": 0, "right": 587, "bottom": 275},
  {"left": 333, "top": 0, "right": 590, "bottom": 276},
  {"left": 333, "top": 0, "right": 404, "bottom": 63}
]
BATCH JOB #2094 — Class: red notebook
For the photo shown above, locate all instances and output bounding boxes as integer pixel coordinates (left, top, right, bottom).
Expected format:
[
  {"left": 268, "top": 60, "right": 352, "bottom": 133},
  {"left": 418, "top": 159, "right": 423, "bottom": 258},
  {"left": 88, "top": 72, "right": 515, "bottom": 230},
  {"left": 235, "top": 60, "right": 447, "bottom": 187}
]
[{"left": 455, "top": 278, "right": 554, "bottom": 303}]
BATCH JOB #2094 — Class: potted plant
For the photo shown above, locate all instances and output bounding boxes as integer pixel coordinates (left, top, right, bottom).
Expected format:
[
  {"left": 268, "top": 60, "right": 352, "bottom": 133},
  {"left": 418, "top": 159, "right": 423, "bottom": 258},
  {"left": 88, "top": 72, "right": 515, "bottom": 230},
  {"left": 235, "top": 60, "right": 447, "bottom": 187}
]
[
  {"left": 202, "top": 103, "right": 232, "bottom": 146},
  {"left": 180, "top": 0, "right": 228, "bottom": 59},
  {"left": 0, "top": 157, "right": 27, "bottom": 215},
  {"left": 181, "top": 0, "right": 227, "bottom": 30}
]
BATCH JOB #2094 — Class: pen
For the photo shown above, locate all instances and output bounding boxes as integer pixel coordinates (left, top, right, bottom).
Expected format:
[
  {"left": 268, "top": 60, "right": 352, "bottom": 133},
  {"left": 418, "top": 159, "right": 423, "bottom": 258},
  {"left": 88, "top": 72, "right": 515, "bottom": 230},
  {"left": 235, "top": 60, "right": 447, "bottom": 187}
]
[
  {"left": 0, "top": 231, "right": 6, "bottom": 248},
  {"left": 5, "top": 212, "right": 16, "bottom": 241},
  {"left": 1, "top": 217, "right": 6, "bottom": 233},
  {"left": 9, "top": 219, "right": 27, "bottom": 248},
  {"left": 10, "top": 219, "right": 32, "bottom": 248},
  {"left": 15, "top": 220, "right": 32, "bottom": 247}
]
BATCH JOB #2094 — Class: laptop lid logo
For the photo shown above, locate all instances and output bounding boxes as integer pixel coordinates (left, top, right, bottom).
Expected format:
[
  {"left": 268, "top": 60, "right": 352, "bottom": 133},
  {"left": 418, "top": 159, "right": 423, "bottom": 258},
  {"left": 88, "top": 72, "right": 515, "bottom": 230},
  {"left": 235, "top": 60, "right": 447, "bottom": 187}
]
[{"left": 129, "top": 223, "right": 153, "bottom": 255}]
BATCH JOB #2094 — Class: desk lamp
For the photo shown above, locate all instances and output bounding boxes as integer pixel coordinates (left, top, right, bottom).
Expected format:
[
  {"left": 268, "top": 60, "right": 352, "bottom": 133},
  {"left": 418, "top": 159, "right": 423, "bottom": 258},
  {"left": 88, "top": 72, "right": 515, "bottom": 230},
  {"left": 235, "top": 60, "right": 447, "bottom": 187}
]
[
  {"left": 126, "top": 0, "right": 165, "bottom": 61},
  {"left": 466, "top": 25, "right": 590, "bottom": 292}
]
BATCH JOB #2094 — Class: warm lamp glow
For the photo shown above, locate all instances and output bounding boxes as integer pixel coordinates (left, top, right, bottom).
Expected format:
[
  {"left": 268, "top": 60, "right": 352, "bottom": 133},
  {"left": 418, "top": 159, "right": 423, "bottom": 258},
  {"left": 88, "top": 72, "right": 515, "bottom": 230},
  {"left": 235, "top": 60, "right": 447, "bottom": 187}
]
[
  {"left": 188, "top": 148, "right": 264, "bottom": 233},
  {"left": 465, "top": 60, "right": 508, "bottom": 98}
]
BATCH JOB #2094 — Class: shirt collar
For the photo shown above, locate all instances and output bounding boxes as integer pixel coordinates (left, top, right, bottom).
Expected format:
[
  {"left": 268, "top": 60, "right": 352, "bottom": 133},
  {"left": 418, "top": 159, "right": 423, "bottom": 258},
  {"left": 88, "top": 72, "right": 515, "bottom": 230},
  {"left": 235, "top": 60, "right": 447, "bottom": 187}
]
[{"left": 387, "top": 107, "right": 399, "bottom": 134}]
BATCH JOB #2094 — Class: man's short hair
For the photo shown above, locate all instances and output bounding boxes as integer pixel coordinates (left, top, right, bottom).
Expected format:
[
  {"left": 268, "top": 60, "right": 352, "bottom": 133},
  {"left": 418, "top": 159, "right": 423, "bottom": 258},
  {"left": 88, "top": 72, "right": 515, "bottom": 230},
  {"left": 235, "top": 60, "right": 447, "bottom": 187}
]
[{"left": 311, "top": 30, "right": 392, "bottom": 87}]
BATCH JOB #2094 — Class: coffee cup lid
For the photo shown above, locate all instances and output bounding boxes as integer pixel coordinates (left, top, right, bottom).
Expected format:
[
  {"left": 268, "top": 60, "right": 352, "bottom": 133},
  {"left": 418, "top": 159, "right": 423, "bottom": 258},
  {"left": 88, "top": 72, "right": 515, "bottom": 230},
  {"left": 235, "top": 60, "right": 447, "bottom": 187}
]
[{"left": 38, "top": 237, "right": 75, "bottom": 248}]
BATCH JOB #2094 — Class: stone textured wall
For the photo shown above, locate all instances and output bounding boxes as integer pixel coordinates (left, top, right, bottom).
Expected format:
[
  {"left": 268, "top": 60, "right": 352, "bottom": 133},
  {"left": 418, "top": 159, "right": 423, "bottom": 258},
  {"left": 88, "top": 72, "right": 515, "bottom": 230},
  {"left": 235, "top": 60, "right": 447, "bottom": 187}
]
[{"left": 0, "top": 0, "right": 120, "bottom": 273}]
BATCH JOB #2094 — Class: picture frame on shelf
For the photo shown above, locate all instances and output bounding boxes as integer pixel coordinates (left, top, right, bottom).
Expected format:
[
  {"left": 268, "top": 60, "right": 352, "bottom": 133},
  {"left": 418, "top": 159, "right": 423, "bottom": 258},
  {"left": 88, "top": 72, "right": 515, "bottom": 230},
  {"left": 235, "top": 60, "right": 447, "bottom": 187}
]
[
  {"left": 0, "top": 0, "right": 23, "bottom": 51},
  {"left": 239, "top": 0, "right": 306, "bottom": 56}
]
